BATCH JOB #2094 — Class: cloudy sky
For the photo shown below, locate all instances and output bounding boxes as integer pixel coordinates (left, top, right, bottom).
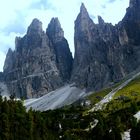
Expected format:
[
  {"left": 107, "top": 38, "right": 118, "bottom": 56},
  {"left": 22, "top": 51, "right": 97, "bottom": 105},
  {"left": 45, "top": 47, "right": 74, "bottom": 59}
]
[{"left": 0, "top": 0, "right": 129, "bottom": 72}]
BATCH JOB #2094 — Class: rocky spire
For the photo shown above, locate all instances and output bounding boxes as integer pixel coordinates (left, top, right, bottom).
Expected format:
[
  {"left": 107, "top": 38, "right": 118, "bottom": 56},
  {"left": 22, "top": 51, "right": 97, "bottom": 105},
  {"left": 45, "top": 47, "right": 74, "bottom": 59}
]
[
  {"left": 121, "top": 0, "right": 140, "bottom": 45},
  {"left": 98, "top": 16, "right": 105, "bottom": 25},
  {"left": 3, "top": 48, "right": 14, "bottom": 72},
  {"left": 27, "top": 18, "right": 43, "bottom": 36},
  {"left": 46, "top": 17, "right": 64, "bottom": 42},
  {"left": 15, "top": 37, "right": 21, "bottom": 51},
  {"left": 46, "top": 17, "right": 73, "bottom": 82},
  {"left": 75, "top": 3, "right": 95, "bottom": 35},
  {"left": 80, "top": 3, "right": 89, "bottom": 18},
  {"left": 0, "top": 72, "right": 3, "bottom": 82},
  {"left": 72, "top": 0, "right": 140, "bottom": 92},
  {"left": 75, "top": 3, "right": 93, "bottom": 24},
  {"left": 123, "top": 0, "right": 140, "bottom": 21}
]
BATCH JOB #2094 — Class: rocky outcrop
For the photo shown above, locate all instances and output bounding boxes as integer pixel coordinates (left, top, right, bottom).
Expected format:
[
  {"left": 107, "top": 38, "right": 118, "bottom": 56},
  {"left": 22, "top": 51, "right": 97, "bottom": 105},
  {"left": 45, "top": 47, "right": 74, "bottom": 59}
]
[
  {"left": 71, "top": 1, "right": 140, "bottom": 91},
  {"left": 0, "top": 72, "right": 4, "bottom": 82},
  {"left": 3, "top": 18, "right": 73, "bottom": 98},
  {"left": 46, "top": 18, "right": 73, "bottom": 82},
  {"left": 120, "top": 0, "right": 140, "bottom": 45},
  {"left": 71, "top": 3, "right": 115, "bottom": 90}
]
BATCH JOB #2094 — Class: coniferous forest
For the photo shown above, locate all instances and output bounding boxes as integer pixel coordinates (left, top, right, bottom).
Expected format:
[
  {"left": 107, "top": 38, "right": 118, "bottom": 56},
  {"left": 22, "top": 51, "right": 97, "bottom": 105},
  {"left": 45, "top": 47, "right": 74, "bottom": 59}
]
[{"left": 1, "top": 95, "right": 140, "bottom": 140}]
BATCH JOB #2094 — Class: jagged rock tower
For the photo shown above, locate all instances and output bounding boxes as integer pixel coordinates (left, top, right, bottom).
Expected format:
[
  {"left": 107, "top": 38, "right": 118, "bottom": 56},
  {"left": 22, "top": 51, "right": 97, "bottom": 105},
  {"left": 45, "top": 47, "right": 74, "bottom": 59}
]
[
  {"left": 46, "top": 18, "right": 73, "bottom": 82},
  {"left": 3, "top": 18, "right": 73, "bottom": 98},
  {"left": 71, "top": 1, "right": 140, "bottom": 91}
]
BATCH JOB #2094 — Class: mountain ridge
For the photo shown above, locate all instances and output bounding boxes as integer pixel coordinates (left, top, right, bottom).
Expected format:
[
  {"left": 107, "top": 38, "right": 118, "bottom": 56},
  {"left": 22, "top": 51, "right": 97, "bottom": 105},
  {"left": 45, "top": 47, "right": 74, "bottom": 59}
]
[
  {"left": 71, "top": 0, "right": 140, "bottom": 92},
  {"left": 1, "top": 0, "right": 140, "bottom": 99},
  {"left": 2, "top": 18, "right": 73, "bottom": 98}
]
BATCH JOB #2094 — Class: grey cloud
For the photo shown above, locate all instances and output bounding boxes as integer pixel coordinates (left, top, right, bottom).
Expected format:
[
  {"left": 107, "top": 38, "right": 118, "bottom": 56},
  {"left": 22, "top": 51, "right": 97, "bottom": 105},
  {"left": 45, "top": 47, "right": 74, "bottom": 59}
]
[
  {"left": 107, "top": 0, "right": 116, "bottom": 3},
  {"left": 106, "top": 0, "right": 125, "bottom": 4},
  {"left": 101, "top": 4, "right": 106, "bottom": 9},
  {"left": 29, "top": 0, "right": 55, "bottom": 10},
  {"left": 3, "top": 23, "right": 25, "bottom": 35},
  {"left": 0, "top": 12, "right": 25, "bottom": 55},
  {"left": 2, "top": 12, "right": 26, "bottom": 35}
]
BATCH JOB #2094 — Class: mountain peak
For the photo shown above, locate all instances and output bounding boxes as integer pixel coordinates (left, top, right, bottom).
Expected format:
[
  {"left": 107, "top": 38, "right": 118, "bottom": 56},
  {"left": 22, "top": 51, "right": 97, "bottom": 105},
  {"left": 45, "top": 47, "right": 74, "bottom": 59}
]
[
  {"left": 98, "top": 16, "right": 105, "bottom": 25},
  {"left": 7, "top": 48, "right": 13, "bottom": 54},
  {"left": 27, "top": 18, "right": 42, "bottom": 35},
  {"left": 3, "top": 48, "right": 14, "bottom": 72},
  {"left": 75, "top": 2, "right": 92, "bottom": 24},
  {"left": 46, "top": 17, "right": 64, "bottom": 42},
  {"left": 80, "top": 3, "right": 89, "bottom": 18},
  {"left": 80, "top": 3, "right": 87, "bottom": 12},
  {"left": 50, "top": 17, "right": 61, "bottom": 28}
]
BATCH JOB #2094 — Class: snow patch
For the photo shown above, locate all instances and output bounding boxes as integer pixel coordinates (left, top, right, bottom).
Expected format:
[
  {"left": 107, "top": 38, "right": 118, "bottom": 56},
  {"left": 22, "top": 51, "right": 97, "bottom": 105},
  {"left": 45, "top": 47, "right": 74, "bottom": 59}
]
[
  {"left": 134, "top": 111, "right": 140, "bottom": 121},
  {"left": 122, "top": 129, "right": 131, "bottom": 140}
]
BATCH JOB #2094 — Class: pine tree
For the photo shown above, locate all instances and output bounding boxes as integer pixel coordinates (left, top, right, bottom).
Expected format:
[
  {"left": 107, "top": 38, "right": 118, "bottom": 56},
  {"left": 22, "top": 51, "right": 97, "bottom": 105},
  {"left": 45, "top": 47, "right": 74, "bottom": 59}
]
[
  {"left": 1, "top": 113, "right": 10, "bottom": 140},
  {"left": 130, "top": 121, "right": 140, "bottom": 140}
]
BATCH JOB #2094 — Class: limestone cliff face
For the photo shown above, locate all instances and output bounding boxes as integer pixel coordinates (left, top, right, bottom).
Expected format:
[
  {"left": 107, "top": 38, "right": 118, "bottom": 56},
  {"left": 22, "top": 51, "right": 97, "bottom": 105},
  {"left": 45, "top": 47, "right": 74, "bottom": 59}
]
[
  {"left": 72, "top": 3, "right": 117, "bottom": 90},
  {"left": 3, "top": 18, "right": 72, "bottom": 98},
  {"left": 46, "top": 18, "right": 73, "bottom": 82},
  {"left": 71, "top": 1, "right": 140, "bottom": 91},
  {"left": 0, "top": 72, "right": 4, "bottom": 82},
  {"left": 121, "top": 0, "right": 140, "bottom": 45}
]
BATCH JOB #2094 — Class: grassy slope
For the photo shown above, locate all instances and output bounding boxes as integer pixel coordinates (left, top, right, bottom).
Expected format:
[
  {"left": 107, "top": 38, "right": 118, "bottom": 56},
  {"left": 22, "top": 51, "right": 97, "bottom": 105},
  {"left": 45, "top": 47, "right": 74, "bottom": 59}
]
[
  {"left": 87, "top": 74, "right": 140, "bottom": 104},
  {"left": 87, "top": 80, "right": 123, "bottom": 105},
  {"left": 87, "top": 88, "right": 112, "bottom": 105},
  {"left": 113, "top": 76, "right": 140, "bottom": 101}
]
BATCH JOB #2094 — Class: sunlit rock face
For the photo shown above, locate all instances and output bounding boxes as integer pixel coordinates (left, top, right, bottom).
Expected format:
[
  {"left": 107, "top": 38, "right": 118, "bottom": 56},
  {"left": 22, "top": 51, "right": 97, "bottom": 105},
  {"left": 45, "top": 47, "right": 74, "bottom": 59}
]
[
  {"left": 3, "top": 18, "right": 73, "bottom": 98},
  {"left": 71, "top": 1, "right": 140, "bottom": 91}
]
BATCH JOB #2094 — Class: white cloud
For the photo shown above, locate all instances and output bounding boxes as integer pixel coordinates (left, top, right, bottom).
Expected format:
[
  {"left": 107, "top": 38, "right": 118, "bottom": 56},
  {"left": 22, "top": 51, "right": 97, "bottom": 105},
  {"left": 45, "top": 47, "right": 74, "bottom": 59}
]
[
  {"left": 0, "top": 0, "right": 129, "bottom": 72},
  {"left": 0, "top": 32, "right": 24, "bottom": 53}
]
